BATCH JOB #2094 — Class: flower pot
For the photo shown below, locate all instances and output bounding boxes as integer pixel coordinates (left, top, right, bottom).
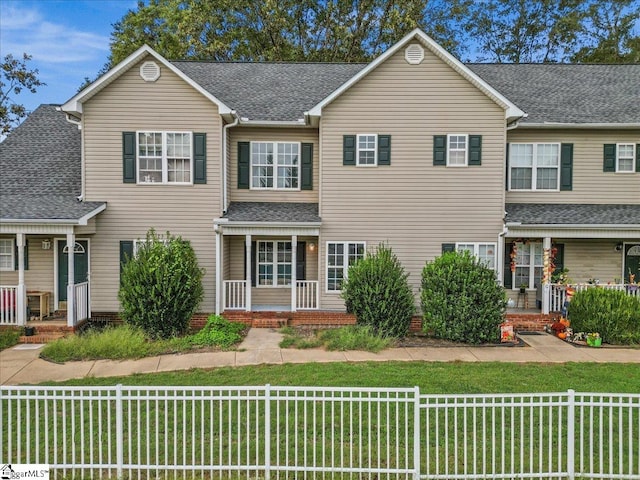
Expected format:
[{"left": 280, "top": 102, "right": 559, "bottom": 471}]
[
  {"left": 587, "top": 337, "right": 602, "bottom": 347},
  {"left": 519, "top": 287, "right": 526, "bottom": 294},
  {"left": 24, "top": 326, "right": 35, "bottom": 337}
]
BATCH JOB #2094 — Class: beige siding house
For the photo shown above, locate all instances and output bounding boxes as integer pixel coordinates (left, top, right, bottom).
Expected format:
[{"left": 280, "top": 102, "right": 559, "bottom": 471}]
[{"left": 1, "top": 30, "right": 638, "bottom": 329}]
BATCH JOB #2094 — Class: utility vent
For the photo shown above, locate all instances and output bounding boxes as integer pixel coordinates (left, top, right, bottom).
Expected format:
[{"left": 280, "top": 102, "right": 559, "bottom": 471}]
[
  {"left": 405, "top": 44, "right": 425, "bottom": 65},
  {"left": 140, "top": 61, "right": 161, "bottom": 82}
]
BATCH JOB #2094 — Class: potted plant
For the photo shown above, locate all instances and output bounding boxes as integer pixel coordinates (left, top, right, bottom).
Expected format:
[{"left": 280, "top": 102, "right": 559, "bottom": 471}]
[
  {"left": 519, "top": 284, "right": 527, "bottom": 293},
  {"left": 586, "top": 332, "right": 602, "bottom": 347}
]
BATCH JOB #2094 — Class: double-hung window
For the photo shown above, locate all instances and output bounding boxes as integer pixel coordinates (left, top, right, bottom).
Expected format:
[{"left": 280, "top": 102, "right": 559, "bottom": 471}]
[
  {"left": 456, "top": 243, "right": 496, "bottom": 270},
  {"left": 326, "top": 242, "right": 365, "bottom": 292},
  {"left": 138, "top": 131, "right": 192, "bottom": 184},
  {"left": 617, "top": 144, "right": 635, "bottom": 173},
  {"left": 251, "top": 142, "right": 300, "bottom": 189},
  {"left": 510, "top": 143, "right": 560, "bottom": 190},
  {"left": 513, "top": 242, "right": 543, "bottom": 290},
  {"left": 357, "top": 135, "right": 377, "bottom": 166},
  {"left": 257, "top": 241, "right": 292, "bottom": 287},
  {"left": 0, "top": 239, "right": 14, "bottom": 271},
  {"left": 447, "top": 134, "right": 468, "bottom": 166}
]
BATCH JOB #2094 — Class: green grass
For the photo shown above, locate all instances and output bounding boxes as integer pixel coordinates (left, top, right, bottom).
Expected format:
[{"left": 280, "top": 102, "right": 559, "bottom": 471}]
[
  {"left": 41, "top": 318, "right": 246, "bottom": 362},
  {"left": 0, "top": 328, "right": 21, "bottom": 350},
  {"left": 44, "top": 361, "right": 640, "bottom": 393},
  {"left": 279, "top": 325, "right": 390, "bottom": 351}
]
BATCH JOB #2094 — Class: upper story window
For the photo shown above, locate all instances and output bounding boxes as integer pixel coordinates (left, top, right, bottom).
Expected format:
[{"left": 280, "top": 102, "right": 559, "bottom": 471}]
[
  {"left": 0, "top": 239, "right": 14, "bottom": 271},
  {"left": 326, "top": 242, "right": 365, "bottom": 292},
  {"left": 447, "top": 134, "right": 468, "bottom": 166},
  {"left": 509, "top": 143, "right": 560, "bottom": 191},
  {"left": 456, "top": 242, "right": 496, "bottom": 270},
  {"left": 617, "top": 144, "right": 635, "bottom": 173},
  {"left": 138, "top": 131, "right": 192, "bottom": 184},
  {"left": 251, "top": 142, "right": 300, "bottom": 189},
  {"left": 357, "top": 134, "right": 377, "bottom": 166}
]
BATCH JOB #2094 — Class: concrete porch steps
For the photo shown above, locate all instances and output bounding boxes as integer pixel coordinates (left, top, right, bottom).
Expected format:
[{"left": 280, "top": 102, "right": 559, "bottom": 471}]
[{"left": 19, "top": 333, "right": 67, "bottom": 344}]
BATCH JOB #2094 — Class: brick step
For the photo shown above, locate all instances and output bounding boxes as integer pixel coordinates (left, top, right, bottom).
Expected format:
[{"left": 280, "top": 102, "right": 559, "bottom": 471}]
[{"left": 19, "top": 333, "right": 66, "bottom": 344}]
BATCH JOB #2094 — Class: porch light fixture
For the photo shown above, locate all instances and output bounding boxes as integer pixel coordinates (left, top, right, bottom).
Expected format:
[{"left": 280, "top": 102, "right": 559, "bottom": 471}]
[
  {"left": 615, "top": 242, "right": 623, "bottom": 252},
  {"left": 41, "top": 239, "right": 51, "bottom": 250},
  {"left": 309, "top": 242, "right": 316, "bottom": 252}
]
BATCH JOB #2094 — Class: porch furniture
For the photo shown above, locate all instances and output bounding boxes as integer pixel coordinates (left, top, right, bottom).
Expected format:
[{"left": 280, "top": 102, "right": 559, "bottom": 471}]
[
  {"left": 27, "top": 291, "right": 51, "bottom": 321},
  {"left": 516, "top": 290, "right": 529, "bottom": 309}
]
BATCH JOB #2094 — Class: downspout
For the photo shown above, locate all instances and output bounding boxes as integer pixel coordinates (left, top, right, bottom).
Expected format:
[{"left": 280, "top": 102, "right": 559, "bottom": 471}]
[
  {"left": 60, "top": 110, "right": 85, "bottom": 201},
  {"left": 222, "top": 111, "right": 239, "bottom": 214}
]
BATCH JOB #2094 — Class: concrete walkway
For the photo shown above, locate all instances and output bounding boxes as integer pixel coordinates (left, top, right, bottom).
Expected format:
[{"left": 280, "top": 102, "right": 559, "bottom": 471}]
[{"left": 2, "top": 329, "right": 640, "bottom": 385}]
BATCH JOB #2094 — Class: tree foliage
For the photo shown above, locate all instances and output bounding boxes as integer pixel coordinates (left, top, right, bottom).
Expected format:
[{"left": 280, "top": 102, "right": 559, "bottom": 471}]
[{"left": 1, "top": 53, "right": 45, "bottom": 135}]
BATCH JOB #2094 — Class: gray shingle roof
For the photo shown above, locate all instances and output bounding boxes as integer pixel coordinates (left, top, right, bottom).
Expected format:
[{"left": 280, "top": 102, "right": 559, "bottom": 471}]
[
  {"left": 468, "top": 64, "right": 640, "bottom": 125},
  {"left": 0, "top": 105, "right": 106, "bottom": 222},
  {"left": 506, "top": 204, "right": 640, "bottom": 226},
  {"left": 171, "top": 62, "right": 366, "bottom": 121},
  {"left": 223, "top": 202, "right": 321, "bottom": 223}
]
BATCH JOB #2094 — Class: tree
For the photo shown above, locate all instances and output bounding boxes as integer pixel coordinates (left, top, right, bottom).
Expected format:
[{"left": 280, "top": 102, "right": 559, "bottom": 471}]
[
  {"left": 0, "top": 53, "right": 45, "bottom": 135},
  {"left": 571, "top": 0, "right": 640, "bottom": 63}
]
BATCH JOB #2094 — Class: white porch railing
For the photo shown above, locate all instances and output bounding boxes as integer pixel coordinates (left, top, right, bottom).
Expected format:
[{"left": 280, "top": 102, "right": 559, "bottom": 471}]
[
  {"left": 0, "top": 285, "right": 19, "bottom": 325},
  {"left": 224, "top": 280, "right": 246, "bottom": 310},
  {"left": 73, "top": 281, "right": 90, "bottom": 325},
  {"left": 296, "top": 280, "right": 319, "bottom": 310},
  {"left": 550, "top": 283, "right": 640, "bottom": 312}
]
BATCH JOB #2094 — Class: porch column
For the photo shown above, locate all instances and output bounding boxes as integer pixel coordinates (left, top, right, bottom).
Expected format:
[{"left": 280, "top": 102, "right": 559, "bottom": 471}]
[
  {"left": 16, "top": 233, "right": 26, "bottom": 325},
  {"left": 215, "top": 230, "right": 222, "bottom": 315},
  {"left": 542, "top": 236, "right": 552, "bottom": 315},
  {"left": 66, "top": 232, "right": 75, "bottom": 327},
  {"left": 245, "top": 234, "right": 252, "bottom": 312},
  {"left": 291, "top": 235, "right": 297, "bottom": 312}
]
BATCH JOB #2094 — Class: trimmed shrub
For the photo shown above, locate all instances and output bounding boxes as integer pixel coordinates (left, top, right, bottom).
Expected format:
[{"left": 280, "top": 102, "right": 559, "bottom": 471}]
[
  {"left": 340, "top": 243, "right": 415, "bottom": 338},
  {"left": 568, "top": 288, "right": 640, "bottom": 344},
  {"left": 421, "top": 251, "right": 506, "bottom": 344},
  {"left": 119, "top": 229, "right": 204, "bottom": 339}
]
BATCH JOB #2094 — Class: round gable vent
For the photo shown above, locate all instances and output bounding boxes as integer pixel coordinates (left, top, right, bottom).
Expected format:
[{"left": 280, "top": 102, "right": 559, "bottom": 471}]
[
  {"left": 140, "top": 61, "right": 161, "bottom": 82},
  {"left": 405, "top": 44, "right": 425, "bottom": 65}
]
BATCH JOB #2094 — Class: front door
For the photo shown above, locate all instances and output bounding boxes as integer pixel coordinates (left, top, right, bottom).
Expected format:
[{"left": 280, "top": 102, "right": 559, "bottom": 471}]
[
  {"left": 57, "top": 240, "right": 89, "bottom": 302},
  {"left": 624, "top": 243, "right": 640, "bottom": 283}
]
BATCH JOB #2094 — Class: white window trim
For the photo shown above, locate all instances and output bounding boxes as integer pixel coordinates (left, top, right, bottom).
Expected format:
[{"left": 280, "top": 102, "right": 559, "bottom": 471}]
[
  {"left": 616, "top": 143, "right": 636, "bottom": 173},
  {"left": 0, "top": 238, "right": 15, "bottom": 271},
  {"left": 509, "top": 143, "right": 561, "bottom": 192},
  {"left": 256, "top": 240, "right": 292, "bottom": 288},
  {"left": 325, "top": 241, "right": 366, "bottom": 293},
  {"left": 511, "top": 242, "right": 543, "bottom": 290},
  {"left": 447, "top": 134, "right": 469, "bottom": 167},
  {"left": 455, "top": 242, "right": 497, "bottom": 270},
  {"left": 250, "top": 141, "right": 301, "bottom": 191},
  {"left": 136, "top": 131, "right": 193, "bottom": 185},
  {"left": 133, "top": 238, "right": 169, "bottom": 255},
  {"left": 356, "top": 134, "right": 378, "bottom": 167}
]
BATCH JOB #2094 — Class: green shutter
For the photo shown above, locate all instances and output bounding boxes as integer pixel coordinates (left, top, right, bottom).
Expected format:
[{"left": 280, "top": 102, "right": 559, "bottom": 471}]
[
  {"left": 119, "top": 241, "right": 134, "bottom": 278},
  {"left": 14, "top": 242, "right": 29, "bottom": 270},
  {"left": 469, "top": 135, "right": 482, "bottom": 166},
  {"left": 378, "top": 135, "right": 391, "bottom": 165},
  {"left": 122, "top": 132, "right": 136, "bottom": 183},
  {"left": 560, "top": 143, "right": 573, "bottom": 191},
  {"left": 301, "top": 143, "right": 313, "bottom": 190},
  {"left": 433, "top": 135, "right": 446, "bottom": 166},
  {"left": 603, "top": 144, "right": 616, "bottom": 172},
  {"left": 343, "top": 135, "right": 356, "bottom": 165},
  {"left": 636, "top": 144, "right": 640, "bottom": 172},
  {"left": 193, "top": 133, "right": 206, "bottom": 184},
  {"left": 296, "top": 242, "right": 306, "bottom": 281},
  {"left": 505, "top": 143, "right": 510, "bottom": 190},
  {"left": 238, "top": 142, "right": 250, "bottom": 189},
  {"left": 251, "top": 241, "right": 257, "bottom": 287},
  {"left": 504, "top": 243, "right": 513, "bottom": 288},
  {"left": 441, "top": 243, "right": 456, "bottom": 253},
  {"left": 552, "top": 243, "right": 564, "bottom": 273}
]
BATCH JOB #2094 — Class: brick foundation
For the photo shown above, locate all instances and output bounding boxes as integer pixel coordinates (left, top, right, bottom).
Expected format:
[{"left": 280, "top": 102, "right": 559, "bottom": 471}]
[{"left": 505, "top": 312, "right": 556, "bottom": 331}]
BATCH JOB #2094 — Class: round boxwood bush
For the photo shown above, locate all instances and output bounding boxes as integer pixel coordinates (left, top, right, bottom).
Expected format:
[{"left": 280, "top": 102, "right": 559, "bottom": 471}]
[
  {"left": 341, "top": 243, "right": 415, "bottom": 338},
  {"left": 119, "top": 230, "right": 204, "bottom": 339},
  {"left": 421, "top": 251, "right": 506, "bottom": 344},
  {"left": 568, "top": 288, "right": 640, "bottom": 344}
]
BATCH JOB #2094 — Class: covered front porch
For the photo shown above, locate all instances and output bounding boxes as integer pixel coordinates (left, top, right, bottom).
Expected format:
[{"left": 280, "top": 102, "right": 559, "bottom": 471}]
[{"left": 214, "top": 202, "right": 322, "bottom": 314}]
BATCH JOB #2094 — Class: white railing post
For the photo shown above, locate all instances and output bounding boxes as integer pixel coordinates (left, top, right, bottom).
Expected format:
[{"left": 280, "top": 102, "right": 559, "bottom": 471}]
[
  {"left": 245, "top": 235, "right": 252, "bottom": 312},
  {"left": 215, "top": 230, "right": 222, "bottom": 315},
  {"left": 264, "top": 384, "right": 271, "bottom": 480},
  {"left": 16, "top": 234, "right": 26, "bottom": 325},
  {"left": 291, "top": 236, "right": 297, "bottom": 313},
  {"left": 115, "top": 383, "right": 124, "bottom": 479},
  {"left": 66, "top": 233, "right": 75, "bottom": 327},
  {"left": 413, "top": 385, "right": 421, "bottom": 480},
  {"left": 567, "top": 389, "right": 575, "bottom": 480}
]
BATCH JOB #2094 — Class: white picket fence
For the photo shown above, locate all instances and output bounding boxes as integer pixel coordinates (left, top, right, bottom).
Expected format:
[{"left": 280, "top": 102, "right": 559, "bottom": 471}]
[
  {"left": 550, "top": 283, "right": 640, "bottom": 313},
  {"left": 1, "top": 386, "right": 638, "bottom": 479}
]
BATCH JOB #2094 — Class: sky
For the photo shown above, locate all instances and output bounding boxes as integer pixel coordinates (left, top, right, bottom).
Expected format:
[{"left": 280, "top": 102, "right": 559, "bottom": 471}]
[{"left": 1, "top": 0, "right": 136, "bottom": 114}]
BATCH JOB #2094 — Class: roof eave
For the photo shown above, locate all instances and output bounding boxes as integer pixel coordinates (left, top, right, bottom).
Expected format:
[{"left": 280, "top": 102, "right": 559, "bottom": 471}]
[
  {"left": 0, "top": 203, "right": 107, "bottom": 226},
  {"left": 238, "top": 119, "right": 309, "bottom": 127},
  {"left": 214, "top": 219, "right": 322, "bottom": 228},
  {"left": 516, "top": 122, "right": 640, "bottom": 130},
  {"left": 61, "top": 45, "right": 232, "bottom": 116},
  {"left": 507, "top": 222, "right": 639, "bottom": 229}
]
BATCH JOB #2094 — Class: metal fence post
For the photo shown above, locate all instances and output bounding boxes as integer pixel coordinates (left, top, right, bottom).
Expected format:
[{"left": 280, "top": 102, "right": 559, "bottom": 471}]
[
  {"left": 414, "top": 386, "right": 421, "bottom": 480},
  {"left": 567, "top": 389, "right": 575, "bottom": 480},
  {"left": 115, "top": 384, "right": 124, "bottom": 480},
  {"left": 265, "top": 384, "right": 271, "bottom": 480}
]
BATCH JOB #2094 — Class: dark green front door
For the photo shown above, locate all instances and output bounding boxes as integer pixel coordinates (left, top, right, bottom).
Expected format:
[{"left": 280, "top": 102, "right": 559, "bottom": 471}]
[
  {"left": 57, "top": 240, "right": 89, "bottom": 301},
  {"left": 624, "top": 243, "right": 640, "bottom": 283}
]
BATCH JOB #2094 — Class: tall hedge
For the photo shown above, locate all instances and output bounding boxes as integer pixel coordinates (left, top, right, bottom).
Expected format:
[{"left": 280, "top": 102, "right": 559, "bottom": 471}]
[
  {"left": 421, "top": 251, "right": 506, "bottom": 344},
  {"left": 119, "top": 230, "right": 204, "bottom": 339},
  {"left": 341, "top": 243, "right": 415, "bottom": 338},
  {"left": 568, "top": 288, "right": 640, "bottom": 344}
]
